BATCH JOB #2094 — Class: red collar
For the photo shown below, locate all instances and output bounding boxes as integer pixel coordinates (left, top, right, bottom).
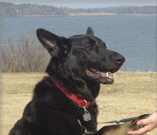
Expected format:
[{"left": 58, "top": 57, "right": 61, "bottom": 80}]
[{"left": 51, "top": 78, "right": 91, "bottom": 109}]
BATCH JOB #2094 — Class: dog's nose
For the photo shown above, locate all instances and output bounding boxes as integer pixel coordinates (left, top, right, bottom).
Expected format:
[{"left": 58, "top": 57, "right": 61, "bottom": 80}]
[{"left": 113, "top": 54, "right": 125, "bottom": 65}]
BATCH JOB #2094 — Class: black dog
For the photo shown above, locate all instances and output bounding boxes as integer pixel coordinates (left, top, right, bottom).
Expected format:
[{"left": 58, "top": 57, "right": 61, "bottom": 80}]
[{"left": 9, "top": 27, "right": 147, "bottom": 135}]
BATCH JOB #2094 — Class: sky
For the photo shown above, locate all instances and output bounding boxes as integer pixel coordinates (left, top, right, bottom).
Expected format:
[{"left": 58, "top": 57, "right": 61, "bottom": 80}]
[{"left": 0, "top": 0, "right": 156, "bottom": 8}]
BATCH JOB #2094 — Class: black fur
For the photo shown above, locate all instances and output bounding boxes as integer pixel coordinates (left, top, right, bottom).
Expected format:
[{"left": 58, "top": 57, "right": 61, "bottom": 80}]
[{"left": 10, "top": 27, "right": 147, "bottom": 135}]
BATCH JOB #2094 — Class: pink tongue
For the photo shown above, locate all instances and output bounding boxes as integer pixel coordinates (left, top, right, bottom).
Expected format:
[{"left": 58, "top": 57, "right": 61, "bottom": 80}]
[{"left": 100, "top": 72, "right": 106, "bottom": 78}]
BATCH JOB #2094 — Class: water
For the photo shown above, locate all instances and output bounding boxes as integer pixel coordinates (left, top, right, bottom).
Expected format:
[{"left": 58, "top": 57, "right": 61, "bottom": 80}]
[{"left": 0, "top": 15, "right": 156, "bottom": 72}]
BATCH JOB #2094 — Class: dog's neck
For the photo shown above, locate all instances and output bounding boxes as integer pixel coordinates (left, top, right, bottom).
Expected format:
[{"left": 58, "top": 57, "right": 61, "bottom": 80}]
[
  {"left": 51, "top": 76, "right": 100, "bottom": 101},
  {"left": 46, "top": 58, "right": 100, "bottom": 101},
  {"left": 51, "top": 78, "right": 94, "bottom": 108}
]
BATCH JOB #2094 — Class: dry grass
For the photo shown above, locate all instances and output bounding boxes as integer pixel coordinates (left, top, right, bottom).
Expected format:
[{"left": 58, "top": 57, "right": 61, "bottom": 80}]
[
  {"left": 1, "top": 72, "right": 157, "bottom": 135},
  {"left": 0, "top": 37, "right": 49, "bottom": 72}
]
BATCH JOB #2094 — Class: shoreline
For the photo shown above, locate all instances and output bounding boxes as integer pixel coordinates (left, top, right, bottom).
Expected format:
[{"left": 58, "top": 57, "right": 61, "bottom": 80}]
[
  {"left": 68, "top": 13, "right": 156, "bottom": 16},
  {"left": 0, "top": 13, "right": 156, "bottom": 18}
]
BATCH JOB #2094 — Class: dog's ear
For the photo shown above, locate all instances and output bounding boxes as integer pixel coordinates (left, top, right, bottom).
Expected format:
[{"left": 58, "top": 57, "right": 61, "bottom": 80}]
[
  {"left": 36, "top": 28, "right": 70, "bottom": 56},
  {"left": 86, "top": 27, "right": 94, "bottom": 36}
]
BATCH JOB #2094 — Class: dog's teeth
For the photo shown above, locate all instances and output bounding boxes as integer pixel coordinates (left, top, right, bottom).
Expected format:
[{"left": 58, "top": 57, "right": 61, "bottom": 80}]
[
  {"left": 108, "top": 73, "right": 115, "bottom": 79},
  {"left": 106, "top": 72, "right": 109, "bottom": 77}
]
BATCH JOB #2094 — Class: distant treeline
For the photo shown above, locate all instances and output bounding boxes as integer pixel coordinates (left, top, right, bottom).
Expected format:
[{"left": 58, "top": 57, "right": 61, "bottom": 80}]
[
  {"left": 0, "top": 2, "right": 156, "bottom": 17},
  {"left": 75, "top": 6, "right": 157, "bottom": 15}
]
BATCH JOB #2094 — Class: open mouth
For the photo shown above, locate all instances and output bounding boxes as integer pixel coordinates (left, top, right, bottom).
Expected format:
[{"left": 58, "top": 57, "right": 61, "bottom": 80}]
[{"left": 86, "top": 68, "right": 117, "bottom": 84}]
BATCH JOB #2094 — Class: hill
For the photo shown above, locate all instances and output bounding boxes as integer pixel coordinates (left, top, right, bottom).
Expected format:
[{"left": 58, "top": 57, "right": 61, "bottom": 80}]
[{"left": 0, "top": 2, "right": 156, "bottom": 17}]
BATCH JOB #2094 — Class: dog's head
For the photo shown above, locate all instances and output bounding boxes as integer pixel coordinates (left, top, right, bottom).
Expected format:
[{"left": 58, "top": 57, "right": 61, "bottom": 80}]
[{"left": 37, "top": 27, "right": 125, "bottom": 99}]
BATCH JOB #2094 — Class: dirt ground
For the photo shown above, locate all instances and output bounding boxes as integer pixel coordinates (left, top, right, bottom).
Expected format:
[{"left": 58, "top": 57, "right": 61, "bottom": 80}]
[{"left": 1, "top": 72, "right": 157, "bottom": 135}]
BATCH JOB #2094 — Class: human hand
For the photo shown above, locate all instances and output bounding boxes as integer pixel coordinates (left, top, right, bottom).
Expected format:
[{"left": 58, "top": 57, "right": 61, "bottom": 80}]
[{"left": 127, "top": 112, "right": 157, "bottom": 135}]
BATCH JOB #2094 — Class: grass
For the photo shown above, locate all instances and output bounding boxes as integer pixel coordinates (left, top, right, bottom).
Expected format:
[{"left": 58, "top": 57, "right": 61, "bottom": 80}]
[{"left": 1, "top": 72, "right": 157, "bottom": 135}]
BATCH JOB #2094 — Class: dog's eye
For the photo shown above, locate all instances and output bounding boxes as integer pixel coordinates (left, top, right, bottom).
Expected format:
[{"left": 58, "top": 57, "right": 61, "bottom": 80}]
[
  {"left": 86, "top": 43, "right": 98, "bottom": 52},
  {"left": 84, "top": 39, "right": 95, "bottom": 45}
]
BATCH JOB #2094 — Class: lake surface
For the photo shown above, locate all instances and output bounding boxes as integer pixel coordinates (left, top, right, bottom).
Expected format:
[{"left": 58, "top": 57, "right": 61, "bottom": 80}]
[{"left": 0, "top": 15, "right": 156, "bottom": 71}]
